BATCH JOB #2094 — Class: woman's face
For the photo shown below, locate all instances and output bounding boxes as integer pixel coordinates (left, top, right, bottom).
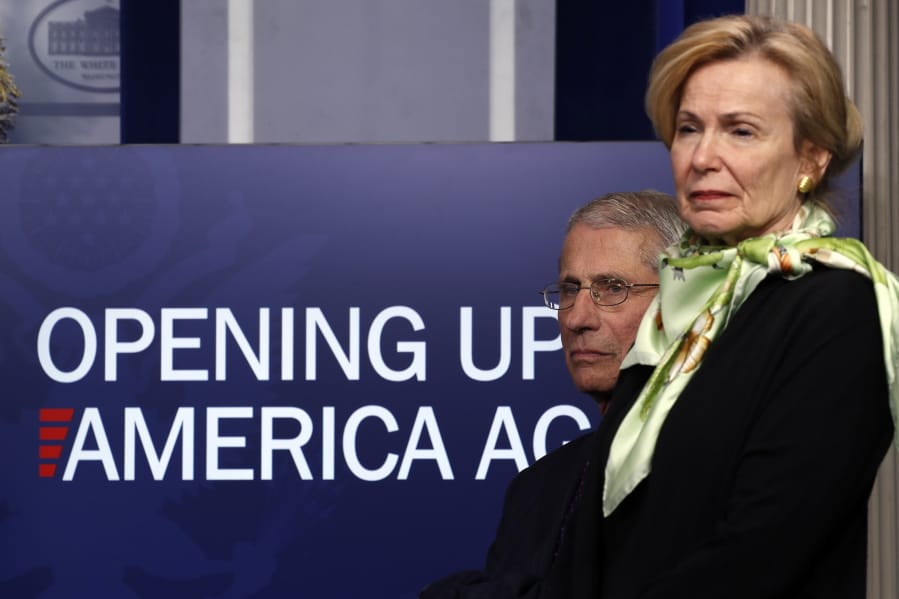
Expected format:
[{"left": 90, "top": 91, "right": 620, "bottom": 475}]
[{"left": 670, "top": 57, "right": 827, "bottom": 245}]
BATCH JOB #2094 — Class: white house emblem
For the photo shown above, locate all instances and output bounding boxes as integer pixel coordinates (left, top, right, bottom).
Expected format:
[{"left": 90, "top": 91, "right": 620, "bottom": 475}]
[{"left": 28, "top": 0, "right": 121, "bottom": 93}]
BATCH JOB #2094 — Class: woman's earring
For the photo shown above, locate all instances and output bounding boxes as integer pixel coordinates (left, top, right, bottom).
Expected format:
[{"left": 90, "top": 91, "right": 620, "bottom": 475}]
[{"left": 797, "top": 176, "right": 815, "bottom": 194}]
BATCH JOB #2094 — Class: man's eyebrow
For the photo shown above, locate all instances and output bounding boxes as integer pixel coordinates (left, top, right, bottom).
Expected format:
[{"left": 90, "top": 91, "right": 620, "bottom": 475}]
[{"left": 558, "top": 273, "right": 625, "bottom": 284}]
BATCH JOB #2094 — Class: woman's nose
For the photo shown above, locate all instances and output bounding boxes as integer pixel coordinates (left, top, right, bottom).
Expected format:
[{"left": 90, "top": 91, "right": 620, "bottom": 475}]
[{"left": 691, "top": 131, "right": 722, "bottom": 171}]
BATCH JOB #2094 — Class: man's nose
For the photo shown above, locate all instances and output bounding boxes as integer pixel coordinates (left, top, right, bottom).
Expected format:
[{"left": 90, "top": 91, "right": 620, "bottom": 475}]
[{"left": 562, "top": 288, "right": 601, "bottom": 330}]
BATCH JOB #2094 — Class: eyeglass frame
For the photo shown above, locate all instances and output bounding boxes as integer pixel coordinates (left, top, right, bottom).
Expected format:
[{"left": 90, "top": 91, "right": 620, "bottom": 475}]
[{"left": 539, "top": 278, "right": 659, "bottom": 310}]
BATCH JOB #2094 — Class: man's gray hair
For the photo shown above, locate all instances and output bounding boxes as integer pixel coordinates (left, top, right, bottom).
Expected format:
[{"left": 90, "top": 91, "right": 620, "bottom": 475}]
[{"left": 567, "top": 190, "right": 685, "bottom": 271}]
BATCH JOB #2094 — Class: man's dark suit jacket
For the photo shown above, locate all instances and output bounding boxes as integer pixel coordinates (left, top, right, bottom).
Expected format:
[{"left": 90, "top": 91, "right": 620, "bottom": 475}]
[{"left": 419, "top": 430, "right": 595, "bottom": 598}]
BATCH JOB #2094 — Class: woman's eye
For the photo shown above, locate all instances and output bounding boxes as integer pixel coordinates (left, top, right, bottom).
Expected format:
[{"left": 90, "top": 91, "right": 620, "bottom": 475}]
[
  {"left": 676, "top": 124, "right": 698, "bottom": 135},
  {"left": 732, "top": 127, "right": 753, "bottom": 138}
]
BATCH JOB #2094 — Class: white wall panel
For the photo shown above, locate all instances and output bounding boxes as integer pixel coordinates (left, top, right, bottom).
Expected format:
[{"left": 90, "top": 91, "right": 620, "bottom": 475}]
[{"left": 181, "top": 0, "right": 555, "bottom": 144}]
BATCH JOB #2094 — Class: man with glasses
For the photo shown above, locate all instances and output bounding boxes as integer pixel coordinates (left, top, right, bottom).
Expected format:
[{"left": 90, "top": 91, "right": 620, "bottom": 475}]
[
  {"left": 547, "top": 190, "right": 684, "bottom": 416},
  {"left": 421, "top": 190, "right": 684, "bottom": 598}
]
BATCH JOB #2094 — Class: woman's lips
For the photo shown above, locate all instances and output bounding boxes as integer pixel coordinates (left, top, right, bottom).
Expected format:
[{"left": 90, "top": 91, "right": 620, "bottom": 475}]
[{"left": 690, "top": 190, "right": 731, "bottom": 200}]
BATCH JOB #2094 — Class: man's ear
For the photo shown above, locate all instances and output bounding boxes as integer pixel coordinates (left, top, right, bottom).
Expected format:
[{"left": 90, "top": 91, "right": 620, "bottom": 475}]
[{"left": 801, "top": 140, "right": 832, "bottom": 180}]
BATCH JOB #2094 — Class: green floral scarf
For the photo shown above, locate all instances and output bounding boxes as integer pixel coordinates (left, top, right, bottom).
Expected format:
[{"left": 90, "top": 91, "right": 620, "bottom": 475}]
[{"left": 603, "top": 203, "right": 899, "bottom": 516}]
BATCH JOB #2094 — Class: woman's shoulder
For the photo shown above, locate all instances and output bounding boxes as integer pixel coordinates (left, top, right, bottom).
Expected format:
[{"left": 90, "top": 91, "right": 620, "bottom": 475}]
[{"left": 763, "top": 264, "right": 877, "bottom": 314}]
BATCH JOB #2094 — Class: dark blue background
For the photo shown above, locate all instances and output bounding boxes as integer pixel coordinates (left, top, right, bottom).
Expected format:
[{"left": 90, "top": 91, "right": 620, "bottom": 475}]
[{"left": 0, "top": 142, "right": 858, "bottom": 598}]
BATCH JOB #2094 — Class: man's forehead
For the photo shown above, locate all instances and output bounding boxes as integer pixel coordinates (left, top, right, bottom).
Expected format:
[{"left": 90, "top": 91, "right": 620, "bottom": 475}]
[{"left": 559, "top": 224, "right": 659, "bottom": 280}]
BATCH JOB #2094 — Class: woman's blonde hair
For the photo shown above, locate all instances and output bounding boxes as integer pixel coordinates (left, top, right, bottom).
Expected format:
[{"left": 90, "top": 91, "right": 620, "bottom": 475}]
[{"left": 645, "top": 15, "right": 862, "bottom": 198}]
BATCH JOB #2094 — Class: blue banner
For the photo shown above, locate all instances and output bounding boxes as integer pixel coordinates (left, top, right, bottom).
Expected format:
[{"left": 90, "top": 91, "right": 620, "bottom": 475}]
[{"left": 0, "top": 142, "right": 858, "bottom": 598}]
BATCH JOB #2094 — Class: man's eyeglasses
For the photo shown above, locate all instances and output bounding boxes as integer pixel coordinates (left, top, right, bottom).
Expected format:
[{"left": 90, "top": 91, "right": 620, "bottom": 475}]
[{"left": 540, "top": 279, "right": 659, "bottom": 310}]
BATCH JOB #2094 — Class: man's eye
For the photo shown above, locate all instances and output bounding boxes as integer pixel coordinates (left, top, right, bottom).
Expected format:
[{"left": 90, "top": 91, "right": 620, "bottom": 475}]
[
  {"left": 560, "top": 284, "right": 579, "bottom": 296},
  {"left": 604, "top": 281, "right": 627, "bottom": 294}
]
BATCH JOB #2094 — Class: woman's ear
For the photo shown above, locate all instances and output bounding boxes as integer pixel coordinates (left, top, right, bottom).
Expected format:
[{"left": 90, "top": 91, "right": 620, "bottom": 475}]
[{"left": 801, "top": 141, "right": 832, "bottom": 180}]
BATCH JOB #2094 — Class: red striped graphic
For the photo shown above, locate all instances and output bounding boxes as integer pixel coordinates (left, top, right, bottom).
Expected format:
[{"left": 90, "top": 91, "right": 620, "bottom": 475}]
[
  {"left": 40, "top": 408, "right": 75, "bottom": 422},
  {"left": 39, "top": 426, "right": 68, "bottom": 441},
  {"left": 40, "top": 445, "right": 63, "bottom": 459},
  {"left": 39, "top": 408, "right": 75, "bottom": 478}
]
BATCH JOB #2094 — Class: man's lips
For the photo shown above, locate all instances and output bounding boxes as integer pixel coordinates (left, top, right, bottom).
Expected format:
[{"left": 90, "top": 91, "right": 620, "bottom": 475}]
[{"left": 568, "top": 349, "right": 616, "bottom": 362}]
